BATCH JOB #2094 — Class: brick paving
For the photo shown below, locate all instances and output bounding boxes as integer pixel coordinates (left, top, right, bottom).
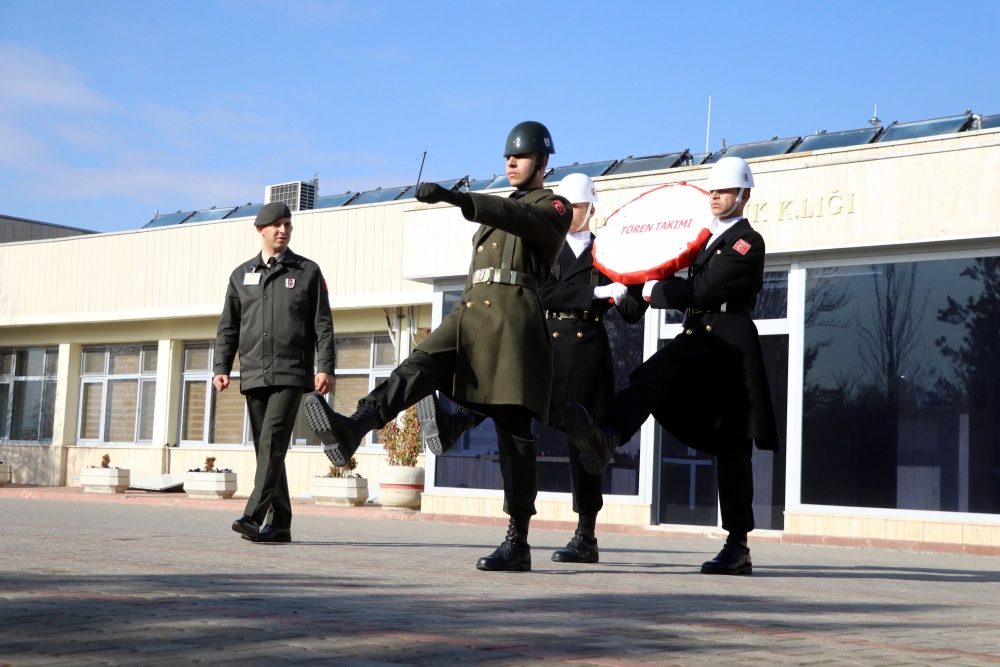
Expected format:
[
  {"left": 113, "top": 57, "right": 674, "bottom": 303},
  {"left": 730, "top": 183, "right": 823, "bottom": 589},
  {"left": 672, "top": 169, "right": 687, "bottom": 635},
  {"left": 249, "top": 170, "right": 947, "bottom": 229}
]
[{"left": 1, "top": 498, "right": 999, "bottom": 666}]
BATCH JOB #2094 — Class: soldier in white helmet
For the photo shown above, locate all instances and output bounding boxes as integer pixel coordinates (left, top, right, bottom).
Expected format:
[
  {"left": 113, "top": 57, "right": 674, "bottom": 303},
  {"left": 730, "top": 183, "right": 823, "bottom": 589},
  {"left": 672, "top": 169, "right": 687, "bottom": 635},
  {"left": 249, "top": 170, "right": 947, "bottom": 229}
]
[
  {"left": 564, "top": 157, "right": 779, "bottom": 576},
  {"left": 538, "top": 173, "right": 647, "bottom": 563}
]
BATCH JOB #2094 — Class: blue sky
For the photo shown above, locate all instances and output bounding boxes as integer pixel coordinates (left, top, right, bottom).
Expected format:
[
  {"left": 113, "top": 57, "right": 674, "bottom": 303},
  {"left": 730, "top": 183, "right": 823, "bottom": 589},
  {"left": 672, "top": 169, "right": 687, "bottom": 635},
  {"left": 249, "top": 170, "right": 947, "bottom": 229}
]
[{"left": 2, "top": 1, "right": 998, "bottom": 232}]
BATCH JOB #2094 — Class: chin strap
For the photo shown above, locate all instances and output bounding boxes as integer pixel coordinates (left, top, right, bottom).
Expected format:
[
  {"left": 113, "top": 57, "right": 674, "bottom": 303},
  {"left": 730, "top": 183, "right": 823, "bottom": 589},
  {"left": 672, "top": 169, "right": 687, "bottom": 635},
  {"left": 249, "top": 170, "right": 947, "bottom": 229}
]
[
  {"left": 721, "top": 188, "right": 745, "bottom": 218},
  {"left": 516, "top": 156, "right": 545, "bottom": 190}
]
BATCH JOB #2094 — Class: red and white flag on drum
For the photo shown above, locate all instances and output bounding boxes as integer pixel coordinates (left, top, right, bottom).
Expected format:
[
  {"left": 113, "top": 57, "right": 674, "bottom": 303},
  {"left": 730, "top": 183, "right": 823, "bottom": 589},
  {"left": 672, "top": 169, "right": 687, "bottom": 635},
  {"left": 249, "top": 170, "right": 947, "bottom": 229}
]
[{"left": 592, "top": 182, "right": 713, "bottom": 285}]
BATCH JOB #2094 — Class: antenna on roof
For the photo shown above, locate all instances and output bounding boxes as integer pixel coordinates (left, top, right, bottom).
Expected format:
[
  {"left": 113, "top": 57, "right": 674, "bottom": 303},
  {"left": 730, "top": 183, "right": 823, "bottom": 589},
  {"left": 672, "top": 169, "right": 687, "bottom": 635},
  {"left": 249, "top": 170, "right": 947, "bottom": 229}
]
[
  {"left": 869, "top": 104, "right": 881, "bottom": 127},
  {"left": 416, "top": 151, "right": 427, "bottom": 185},
  {"left": 705, "top": 94, "right": 712, "bottom": 154},
  {"left": 721, "top": 138, "right": 726, "bottom": 150}
]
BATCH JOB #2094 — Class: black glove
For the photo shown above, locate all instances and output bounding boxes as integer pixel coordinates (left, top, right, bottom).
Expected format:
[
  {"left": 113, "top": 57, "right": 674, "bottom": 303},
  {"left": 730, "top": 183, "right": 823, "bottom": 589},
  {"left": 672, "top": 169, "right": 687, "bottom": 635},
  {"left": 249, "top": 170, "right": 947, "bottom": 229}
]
[{"left": 415, "top": 183, "right": 448, "bottom": 204}]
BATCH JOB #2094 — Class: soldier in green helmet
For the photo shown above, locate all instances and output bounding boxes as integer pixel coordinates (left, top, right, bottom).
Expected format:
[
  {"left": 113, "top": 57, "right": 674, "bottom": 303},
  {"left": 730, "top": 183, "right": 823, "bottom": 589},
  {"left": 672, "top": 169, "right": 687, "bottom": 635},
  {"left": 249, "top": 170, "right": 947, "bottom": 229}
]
[{"left": 305, "top": 121, "right": 573, "bottom": 571}]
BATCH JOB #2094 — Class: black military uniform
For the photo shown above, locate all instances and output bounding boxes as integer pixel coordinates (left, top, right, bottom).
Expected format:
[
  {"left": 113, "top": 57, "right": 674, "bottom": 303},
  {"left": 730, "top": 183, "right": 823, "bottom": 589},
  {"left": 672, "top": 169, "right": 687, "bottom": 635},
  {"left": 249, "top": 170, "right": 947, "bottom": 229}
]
[
  {"left": 539, "top": 233, "right": 647, "bottom": 562},
  {"left": 305, "top": 122, "right": 573, "bottom": 571},
  {"left": 218, "top": 202, "right": 335, "bottom": 543},
  {"left": 566, "top": 216, "right": 777, "bottom": 574}
]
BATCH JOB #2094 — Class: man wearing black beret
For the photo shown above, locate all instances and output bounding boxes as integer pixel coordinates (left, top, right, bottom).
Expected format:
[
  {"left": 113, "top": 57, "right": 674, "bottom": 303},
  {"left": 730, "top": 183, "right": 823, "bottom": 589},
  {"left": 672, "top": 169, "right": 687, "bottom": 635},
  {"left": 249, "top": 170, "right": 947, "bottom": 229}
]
[{"left": 216, "top": 201, "right": 336, "bottom": 543}]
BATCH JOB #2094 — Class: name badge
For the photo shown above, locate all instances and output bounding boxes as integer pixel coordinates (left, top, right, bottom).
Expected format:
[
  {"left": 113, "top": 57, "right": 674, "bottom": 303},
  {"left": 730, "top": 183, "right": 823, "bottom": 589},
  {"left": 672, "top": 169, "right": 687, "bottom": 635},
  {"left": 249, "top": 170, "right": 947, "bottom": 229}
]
[
  {"left": 285, "top": 278, "right": 295, "bottom": 289},
  {"left": 243, "top": 272, "right": 261, "bottom": 286}
]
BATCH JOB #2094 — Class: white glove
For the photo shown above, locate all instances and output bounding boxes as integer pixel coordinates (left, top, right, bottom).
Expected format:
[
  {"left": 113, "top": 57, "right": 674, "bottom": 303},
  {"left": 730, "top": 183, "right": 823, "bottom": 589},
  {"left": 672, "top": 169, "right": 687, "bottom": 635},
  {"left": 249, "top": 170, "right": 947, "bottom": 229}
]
[
  {"left": 594, "top": 282, "right": 628, "bottom": 305},
  {"left": 642, "top": 280, "right": 659, "bottom": 301}
]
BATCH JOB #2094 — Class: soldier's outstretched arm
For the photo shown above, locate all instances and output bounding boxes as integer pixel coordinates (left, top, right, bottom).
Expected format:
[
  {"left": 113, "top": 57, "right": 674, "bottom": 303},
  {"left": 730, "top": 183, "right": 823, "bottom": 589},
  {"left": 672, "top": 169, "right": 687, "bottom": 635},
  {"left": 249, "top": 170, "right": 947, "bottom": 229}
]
[
  {"left": 616, "top": 284, "right": 649, "bottom": 324},
  {"left": 649, "top": 232, "right": 766, "bottom": 311}
]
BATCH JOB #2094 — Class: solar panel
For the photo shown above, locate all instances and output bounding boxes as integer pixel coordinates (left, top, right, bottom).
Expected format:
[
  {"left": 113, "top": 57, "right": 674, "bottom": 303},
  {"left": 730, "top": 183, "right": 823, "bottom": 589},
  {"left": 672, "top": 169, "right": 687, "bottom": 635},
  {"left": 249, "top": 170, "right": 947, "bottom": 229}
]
[
  {"left": 707, "top": 137, "right": 801, "bottom": 163},
  {"left": 398, "top": 178, "right": 468, "bottom": 200},
  {"left": 793, "top": 127, "right": 881, "bottom": 153},
  {"left": 544, "top": 160, "right": 617, "bottom": 183},
  {"left": 466, "top": 178, "right": 493, "bottom": 191},
  {"left": 224, "top": 204, "right": 266, "bottom": 220},
  {"left": 976, "top": 114, "right": 1000, "bottom": 130},
  {"left": 688, "top": 153, "right": 713, "bottom": 166},
  {"left": 485, "top": 174, "right": 512, "bottom": 189},
  {"left": 314, "top": 193, "right": 358, "bottom": 209},
  {"left": 185, "top": 207, "right": 238, "bottom": 223},
  {"left": 607, "top": 152, "right": 686, "bottom": 176},
  {"left": 349, "top": 186, "right": 410, "bottom": 205},
  {"left": 143, "top": 211, "right": 195, "bottom": 228},
  {"left": 877, "top": 113, "right": 972, "bottom": 143}
]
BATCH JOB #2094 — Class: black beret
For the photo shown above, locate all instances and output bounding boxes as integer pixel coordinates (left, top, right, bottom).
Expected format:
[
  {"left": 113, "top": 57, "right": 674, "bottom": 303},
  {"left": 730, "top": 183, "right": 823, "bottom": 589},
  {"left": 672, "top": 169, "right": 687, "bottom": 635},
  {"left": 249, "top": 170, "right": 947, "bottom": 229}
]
[{"left": 254, "top": 202, "right": 291, "bottom": 227}]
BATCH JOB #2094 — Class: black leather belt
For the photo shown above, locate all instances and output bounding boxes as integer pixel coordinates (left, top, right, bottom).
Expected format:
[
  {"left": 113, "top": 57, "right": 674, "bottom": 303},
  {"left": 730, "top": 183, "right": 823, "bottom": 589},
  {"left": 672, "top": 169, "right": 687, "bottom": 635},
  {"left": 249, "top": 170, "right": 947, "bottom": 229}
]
[
  {"left": 546, "top": 310, "right": 601, "bottom": 322},
  {"left": 686, "top": 302, "right": 753, "bottom": 317},
  {"left": 472, "top": 267, "right": 538, "bottom": 291}
]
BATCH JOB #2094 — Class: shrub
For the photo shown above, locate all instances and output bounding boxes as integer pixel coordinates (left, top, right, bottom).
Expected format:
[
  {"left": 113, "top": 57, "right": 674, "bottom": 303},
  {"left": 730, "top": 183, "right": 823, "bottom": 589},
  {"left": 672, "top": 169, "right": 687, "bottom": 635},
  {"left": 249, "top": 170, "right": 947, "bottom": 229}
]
[{"left": 378, "top": 406, "right": 421, "bottom": 467}]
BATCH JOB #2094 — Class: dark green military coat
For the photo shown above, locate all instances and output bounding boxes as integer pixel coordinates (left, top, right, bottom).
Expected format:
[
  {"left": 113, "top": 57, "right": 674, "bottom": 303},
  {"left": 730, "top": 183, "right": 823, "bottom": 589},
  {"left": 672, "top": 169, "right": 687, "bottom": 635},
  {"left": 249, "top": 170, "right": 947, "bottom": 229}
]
[{"left": 420, "top": 188, "right": 573, "bottom": 420}]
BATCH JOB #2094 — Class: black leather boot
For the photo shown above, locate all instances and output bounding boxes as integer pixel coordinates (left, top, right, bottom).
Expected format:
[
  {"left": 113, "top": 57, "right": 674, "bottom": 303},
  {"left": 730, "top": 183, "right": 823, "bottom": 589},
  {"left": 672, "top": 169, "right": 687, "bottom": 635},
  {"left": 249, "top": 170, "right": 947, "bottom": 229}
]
[
  {"left": 304, "top": 395, "right": 382, "bottom": 466},
  {"left": 256, "top": 525, "right": 292, "bottom": 543},
  {"left": 232, "top": 515, "right": 260, "bottom": 541},
  {"left": 416, "top": 394, "right": 479, "bottom": 456},
  {"left": 551, "top": 513, "right": 599, "bottom": 563},
  {"left": 701, "top": 533, "right": 752, "bottom": 575},
  {"left": 564, "top": 404, "right": 621, "bottom": 476},
  {"left": 476, "top": 515, "right": 531, "bottom": 572}
]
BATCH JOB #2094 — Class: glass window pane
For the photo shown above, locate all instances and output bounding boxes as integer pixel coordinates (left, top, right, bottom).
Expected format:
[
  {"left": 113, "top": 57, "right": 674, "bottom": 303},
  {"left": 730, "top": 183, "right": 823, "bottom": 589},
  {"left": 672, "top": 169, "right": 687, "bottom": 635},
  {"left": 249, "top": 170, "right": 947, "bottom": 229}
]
[
  {"left": 104, "top": 379, "right": 138, "bottom": 442},
  {"left": 331, "top": 375, "right": 371, "bottom": 415},
  {"left": 210, "top": 379, "right": 245, "bottom": 444},
  {"left": 82, "top": 349, "right": 106, "bottom": 375},
  {"left": 108, "top": 346, "right": 141, "bottom": 375},
  {"left": 0, "top": 383, "right": 9, "bottom": 438},
  {"left": 752, "top": 335, "right": 788, "bottom": 529},
  {"left": 40, "top": 380, "right": 57, "bottom": 440},
  {"left": 79, "top": 383, "right": 103, "bottom": 440},
  {"left": 142, "top": 347, "right": 159, "bottom": 374},
  {"left": 15, "top": 350, "right": 45, "bottom": 377},
  {"left": 44, "top": 350, "right": 59, "bottom": 376},
  {"left": 181, "top": 380, "right": 207, "bottom": 441},
  {"left": 137, "top": 380, "right": 156, "bottom": 441},
  {"left": 10, "top": 380, "right": 43, "bottom": 440},
  {"left": 442, "top": 290, "right": 462, "bottom": 316},
  {"left": 184, "top": 345, "right": 211, "bottom": 372},
  {"left": 374, "top": 335, "right": 395, "bottom": 367},
  {"left": 0, "top": 352, "right": 12, "bottom": 375},
  {"left": 755, "top": 271, "right": 788, "bottom": 320},
  {"left": 335, "top": 337, "right": 371, "bottom": 369},
  {"left": 292, "top": 396, "right": 321, "bottom": 447},
  {"left": 803, "top": 259, "right": 1000, "bottom": 514}
]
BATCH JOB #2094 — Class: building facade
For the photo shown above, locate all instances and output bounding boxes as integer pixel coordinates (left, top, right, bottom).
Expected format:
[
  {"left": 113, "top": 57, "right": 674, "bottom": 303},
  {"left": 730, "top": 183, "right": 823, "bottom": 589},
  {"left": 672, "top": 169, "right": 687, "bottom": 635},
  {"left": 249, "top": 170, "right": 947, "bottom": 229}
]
[{"left": 3, "top": 126, "right": 1000, "bottom": 550}]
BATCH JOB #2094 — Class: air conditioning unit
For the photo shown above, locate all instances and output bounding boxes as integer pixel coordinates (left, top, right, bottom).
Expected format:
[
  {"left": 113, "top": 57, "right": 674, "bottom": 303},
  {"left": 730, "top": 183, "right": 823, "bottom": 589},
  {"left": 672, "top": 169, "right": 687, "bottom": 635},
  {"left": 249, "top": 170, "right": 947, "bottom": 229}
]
[{"left": 265, "top": 181, "right": 317, "bottom": 212}]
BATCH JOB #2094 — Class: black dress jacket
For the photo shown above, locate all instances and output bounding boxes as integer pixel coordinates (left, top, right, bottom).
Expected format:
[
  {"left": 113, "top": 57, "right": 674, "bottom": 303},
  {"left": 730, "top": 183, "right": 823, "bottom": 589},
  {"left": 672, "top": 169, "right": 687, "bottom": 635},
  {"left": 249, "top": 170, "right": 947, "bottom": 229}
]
[
  {"left": 647, "top": 219, "right": 779, "bottom": 452},
  {"left": 538, "top": 235, "right": 647, "bottom": 429}
]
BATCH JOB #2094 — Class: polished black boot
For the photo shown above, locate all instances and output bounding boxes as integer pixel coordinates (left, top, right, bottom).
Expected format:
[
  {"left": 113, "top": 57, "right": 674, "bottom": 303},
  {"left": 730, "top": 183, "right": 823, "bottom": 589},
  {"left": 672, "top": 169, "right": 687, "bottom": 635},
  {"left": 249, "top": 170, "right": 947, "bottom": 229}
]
[
  {"left": 417, "top": 394, "right": 479, "bottom": 456},
  {"left": 304, "top": 394, "right": 382, "bottom": 466},
  {"left": 256, "top": 525, "right": 292, "bottom": 543},
  {"left": 551, "top": 513, "right": 599, "bottom": 563},
  {"left": 701, "top": 533, "right": 752, "bottom": 575},
  {"left": 476, "top": 515, "right": 531, "bottom": 572},
  {"left": 232, "top": 515, "right": 261, "bottom": 541},
  {"left": 564, "top": 404, "right": 620, "bottom": 476}
]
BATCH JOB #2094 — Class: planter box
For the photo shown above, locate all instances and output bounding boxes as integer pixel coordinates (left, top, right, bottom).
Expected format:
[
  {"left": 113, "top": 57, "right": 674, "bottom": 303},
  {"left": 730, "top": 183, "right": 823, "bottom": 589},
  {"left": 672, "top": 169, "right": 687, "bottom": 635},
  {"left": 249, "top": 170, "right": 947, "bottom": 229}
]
[
  {"left": 379, "top": 465, "right": 424, "bottom": 509},
  {"left": 0, "top": 463, "right": 10, "bottom": 486},
  {"left": 80, "top": 468, "right": 130, "bottom": 494},
  {"left": 310, "top": 476, "right": 369, "bottom": 506},
  {"left": 184, "top": 471, "right": 238, "bottom": 500}
]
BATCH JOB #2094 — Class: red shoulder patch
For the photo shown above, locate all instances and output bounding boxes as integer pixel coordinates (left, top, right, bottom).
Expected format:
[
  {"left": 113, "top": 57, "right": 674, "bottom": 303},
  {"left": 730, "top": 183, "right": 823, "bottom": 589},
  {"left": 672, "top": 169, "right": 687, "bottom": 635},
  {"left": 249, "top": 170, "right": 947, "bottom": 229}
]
[
  {"left": 552, "top": 200, "right": 566, "bottom": 215},
  {"left": 321, "top": 278, "right": 329, "bottom": 292},
  {"left": 733, "top": 239, "right": 751, "bottom": 255}
]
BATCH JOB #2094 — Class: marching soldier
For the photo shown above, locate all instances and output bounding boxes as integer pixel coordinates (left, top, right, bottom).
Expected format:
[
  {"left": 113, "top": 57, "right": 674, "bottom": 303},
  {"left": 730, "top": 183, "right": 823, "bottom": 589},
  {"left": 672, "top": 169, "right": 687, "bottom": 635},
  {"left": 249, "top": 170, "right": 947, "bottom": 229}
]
[
  {"left": 539, "top": 173, "right": 647, "bottom": 563},
  {"left": 217, "top": 202, "right": 336, "bottom": 543},
  {"left": 564, "top": 157, "right": 778, "bottom": 575},
  {"left": 304, "top": 121, "right": 573, "bottom": 571}
]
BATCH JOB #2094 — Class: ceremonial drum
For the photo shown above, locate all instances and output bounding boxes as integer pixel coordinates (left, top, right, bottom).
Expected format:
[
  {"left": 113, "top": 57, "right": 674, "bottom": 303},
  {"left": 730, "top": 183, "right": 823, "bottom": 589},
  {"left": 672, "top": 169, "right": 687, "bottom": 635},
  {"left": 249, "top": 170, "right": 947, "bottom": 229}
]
[{"left": 592, "top": 183, "right": 713, "bottom": 285}]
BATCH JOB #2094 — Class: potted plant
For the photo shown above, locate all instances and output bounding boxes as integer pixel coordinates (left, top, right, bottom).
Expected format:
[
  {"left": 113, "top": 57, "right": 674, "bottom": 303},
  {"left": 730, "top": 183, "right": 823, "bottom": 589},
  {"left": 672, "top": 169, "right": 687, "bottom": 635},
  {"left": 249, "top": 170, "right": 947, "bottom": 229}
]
[
  {"left": 0, "top": 459, "right": 10, "bottom": 486},
  {"left": 80, "top": 454, "right": 130, "bottom": 494},
  {"left": 377, "top": 405, "right": 424, "bottom": 509},
  {"left": 183, "top": 457, "right": 237, "bottom": 500},
  {"left": 310, "top": 457, "right": 368, "bottom": 506}
]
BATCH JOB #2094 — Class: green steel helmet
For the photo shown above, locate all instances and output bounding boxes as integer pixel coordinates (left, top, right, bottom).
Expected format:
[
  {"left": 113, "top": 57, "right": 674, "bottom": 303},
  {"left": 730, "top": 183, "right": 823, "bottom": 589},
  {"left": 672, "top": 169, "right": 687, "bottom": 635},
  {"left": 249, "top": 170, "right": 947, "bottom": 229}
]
[{"left": 504, "top": 121, "right": 555, "bottom": 157}]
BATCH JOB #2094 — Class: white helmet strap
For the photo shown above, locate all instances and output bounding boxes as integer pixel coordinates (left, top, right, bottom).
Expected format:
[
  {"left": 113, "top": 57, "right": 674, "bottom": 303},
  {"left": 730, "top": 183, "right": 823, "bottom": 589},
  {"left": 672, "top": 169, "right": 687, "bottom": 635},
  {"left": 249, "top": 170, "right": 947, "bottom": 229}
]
[{"left": 721, "top": 187, "right": 745, "bottom": 218}]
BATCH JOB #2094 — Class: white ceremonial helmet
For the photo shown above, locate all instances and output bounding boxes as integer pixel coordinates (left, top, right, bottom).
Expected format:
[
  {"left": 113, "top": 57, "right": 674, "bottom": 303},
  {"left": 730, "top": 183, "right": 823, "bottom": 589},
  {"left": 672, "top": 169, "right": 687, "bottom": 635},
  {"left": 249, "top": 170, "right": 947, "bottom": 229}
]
[
  {"left": 557, "top": 173, "right": 599, "bottom": 204},
  {"left": 705, "top": 156, "right": 754, "bottom": 218}
]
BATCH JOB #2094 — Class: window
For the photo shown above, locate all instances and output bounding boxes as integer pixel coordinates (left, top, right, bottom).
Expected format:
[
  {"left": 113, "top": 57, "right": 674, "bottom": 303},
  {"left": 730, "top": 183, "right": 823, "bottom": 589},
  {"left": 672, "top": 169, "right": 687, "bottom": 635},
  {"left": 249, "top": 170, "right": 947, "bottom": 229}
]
[
  {"left": 802, "top": 258, "right": 1000, "bottom": 515},
  {"left": 78, "top": 345, "right": 157, "bottom": 444},
  {"left": 179, "top": 342, "right": 249, "bottom": 445},
  {"left": 0, "top": 348, "right": 59, "bottom": 443}
]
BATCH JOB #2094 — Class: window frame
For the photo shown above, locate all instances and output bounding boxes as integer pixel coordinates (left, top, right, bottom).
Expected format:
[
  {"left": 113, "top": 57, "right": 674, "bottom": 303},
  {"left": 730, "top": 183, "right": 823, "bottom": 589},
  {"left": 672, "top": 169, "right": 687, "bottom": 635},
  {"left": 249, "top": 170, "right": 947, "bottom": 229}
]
[
  {"left": 0, "top": 347, "right": 59, "bottom": 445},
  {"left": 325, "top": 333, "right": 396, "bottom": 451},
  {"left": 76, "top": 344, "right": 158, "bottom": 445},
  {"left": 177, "top": 342, "right": 251, "bottom": 449}
]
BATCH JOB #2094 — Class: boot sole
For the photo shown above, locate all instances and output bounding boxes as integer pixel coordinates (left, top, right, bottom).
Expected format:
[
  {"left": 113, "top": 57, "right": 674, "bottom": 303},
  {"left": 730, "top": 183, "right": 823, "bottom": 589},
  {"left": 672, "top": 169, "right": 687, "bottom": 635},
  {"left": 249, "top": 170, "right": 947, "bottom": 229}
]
[
  {"left": 476, "top": 562, "right": 532, "bottom": 572},
  {"left": 700, "top": 565, "right": 752, "bottom": 575},
  {"left": 303, "top": 395, "right": 351, "bottom": 466},
  {"left": 416, "top": 395, "right": 448, "bottom": 456},
  {"left": 551, "top": 554, "right": 599, "bottom": 563}
]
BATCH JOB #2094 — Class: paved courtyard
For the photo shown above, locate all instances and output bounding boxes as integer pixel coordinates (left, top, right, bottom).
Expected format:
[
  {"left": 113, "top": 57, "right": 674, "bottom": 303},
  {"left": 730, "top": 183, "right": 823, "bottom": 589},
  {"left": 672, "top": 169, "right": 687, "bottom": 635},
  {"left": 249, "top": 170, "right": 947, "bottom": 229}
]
[{"left": 1, "top": 498, "right": 999, "bottom": 666}]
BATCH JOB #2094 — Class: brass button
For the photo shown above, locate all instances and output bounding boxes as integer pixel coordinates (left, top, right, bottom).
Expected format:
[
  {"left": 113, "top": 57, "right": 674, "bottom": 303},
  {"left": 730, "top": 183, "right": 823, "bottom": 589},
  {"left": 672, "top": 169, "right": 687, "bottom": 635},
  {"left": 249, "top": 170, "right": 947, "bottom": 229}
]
[
  {"left": 594, "top": 316, "right": 599, "bottom": 322},
  {"left": 685, "top": 329, "right": 692, "bottom": 335},
  {"left": 716, "top": 249, "right": 722, "bottom": 254},
  {"left": 576, "top": 332, "right": 584, "bottom": 339},
  {"left": 466, "top": 301, "right": 474, "bottom": 308},
  {"left": 553, "top": 332, "right": 559, "bottom": 338},
  {"left": 477, "top": 246, "right": 483, "bottom": 253},
  {"left": 484, "top": 300, "right": 491, "bottom": 307},
  {"left": 705, "top": 325, "right": 713, "bottom": 332},
  {"left": 492, "top": 243, "right": 498, "bottom": 249}
]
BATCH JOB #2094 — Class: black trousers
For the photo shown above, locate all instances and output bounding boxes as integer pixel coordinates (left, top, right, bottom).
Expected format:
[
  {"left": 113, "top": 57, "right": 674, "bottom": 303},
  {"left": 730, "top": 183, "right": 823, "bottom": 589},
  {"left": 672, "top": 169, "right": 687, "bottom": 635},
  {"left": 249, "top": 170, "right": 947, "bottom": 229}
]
[
  {"left": 601, "top": 348, "right": 756, "bottom": 535},
  {"left": 566, "top": 438, "right": 604, "bottom": 515},
  {"left": 244, "top": 386, "right": 304, "bottom": 529},
  {"left": 364, "top": 348, "right": 538, "bottom": 517}
]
